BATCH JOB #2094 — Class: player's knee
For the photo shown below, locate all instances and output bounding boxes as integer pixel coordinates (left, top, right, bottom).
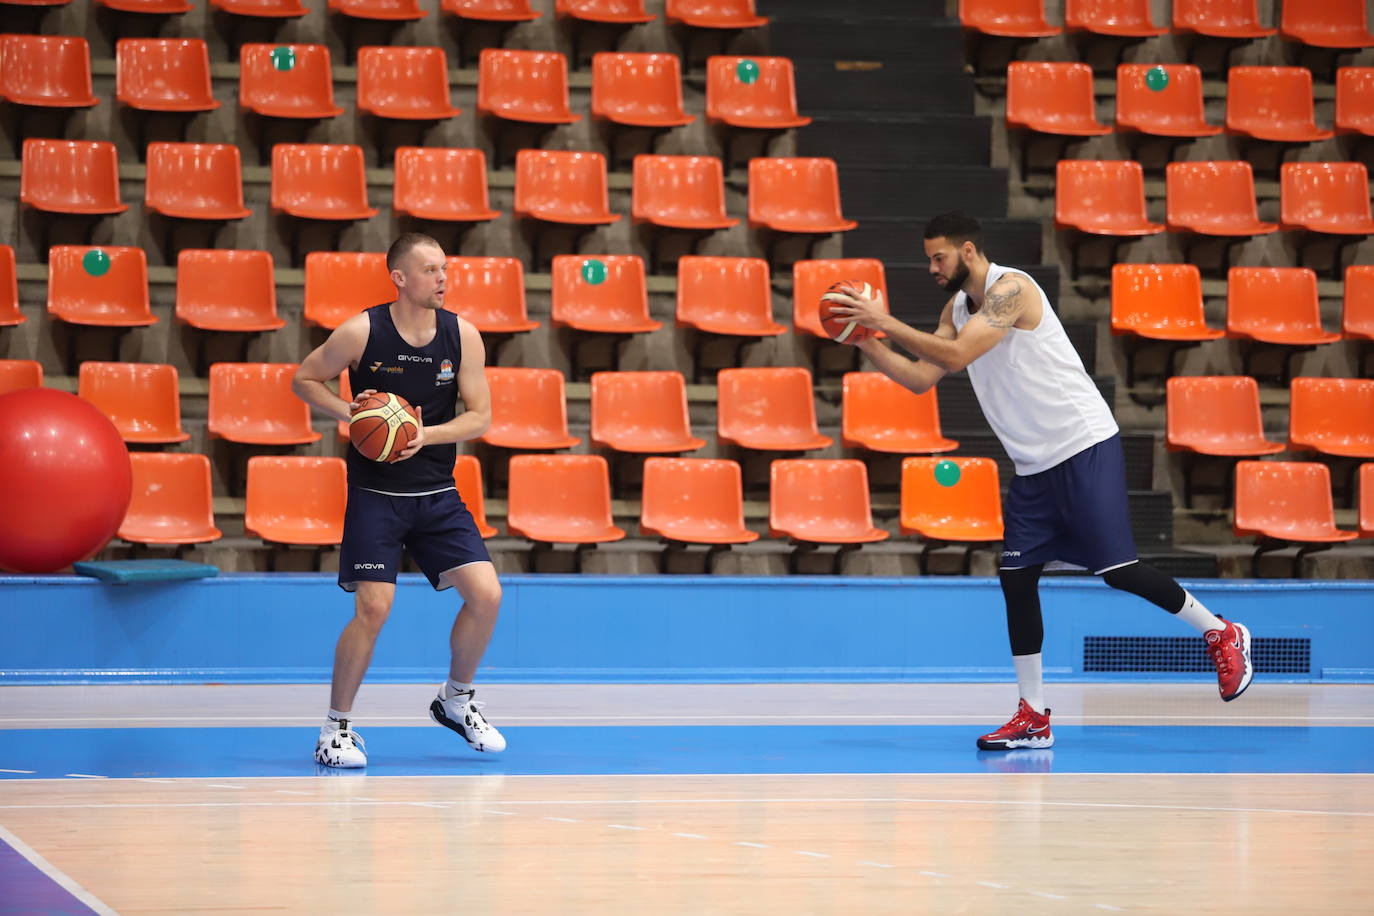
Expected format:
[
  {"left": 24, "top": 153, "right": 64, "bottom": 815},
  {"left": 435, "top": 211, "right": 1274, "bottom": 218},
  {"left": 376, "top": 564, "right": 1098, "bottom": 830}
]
[
  {"left": 464, "top": 581, "right": 502, "bottom": 619},
  {"left": 354, "top": 595, "right": 392, "bottom": 632}
]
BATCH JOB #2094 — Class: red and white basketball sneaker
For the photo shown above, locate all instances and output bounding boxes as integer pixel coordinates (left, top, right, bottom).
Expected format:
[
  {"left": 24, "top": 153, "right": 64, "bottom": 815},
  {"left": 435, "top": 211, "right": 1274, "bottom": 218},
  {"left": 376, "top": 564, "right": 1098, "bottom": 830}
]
[
  {"left": 976, "top": 699, "right": 1053, "bottom": 750},
  {"left": 1206, "top": 618, "right": 1253, "bottom": 702}
]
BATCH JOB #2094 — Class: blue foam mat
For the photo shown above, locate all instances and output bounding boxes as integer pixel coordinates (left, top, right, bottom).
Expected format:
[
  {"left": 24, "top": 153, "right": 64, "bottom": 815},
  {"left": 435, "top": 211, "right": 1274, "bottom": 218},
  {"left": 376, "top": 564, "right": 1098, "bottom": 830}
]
[{"left": 71, "top": 560, "right": 218, "bottom": 584}]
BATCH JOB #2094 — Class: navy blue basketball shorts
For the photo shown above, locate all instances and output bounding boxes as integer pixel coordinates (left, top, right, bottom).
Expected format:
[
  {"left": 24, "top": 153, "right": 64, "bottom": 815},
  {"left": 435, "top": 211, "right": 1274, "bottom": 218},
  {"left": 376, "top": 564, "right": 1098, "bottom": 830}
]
[
  {"left": 338, "top": 487, "right": 492, "bottom": 592},
  {"left": 999, "top": 434, "right": 1138, "bottom": 575}
]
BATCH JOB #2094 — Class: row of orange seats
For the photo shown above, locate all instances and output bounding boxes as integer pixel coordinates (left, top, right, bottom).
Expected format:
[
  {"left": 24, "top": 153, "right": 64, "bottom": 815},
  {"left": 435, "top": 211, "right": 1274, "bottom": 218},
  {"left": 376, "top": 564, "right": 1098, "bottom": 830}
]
[
  {"left": 0, "top": 245, "right": 885, "bottom": 338},
  {"left": 1055, "top": 159, "right": 1374, "bottom": 237},
  {"left": 107, "top": 450, "right": 1374, "bottom": 568},
  {"left": 115, "top": 451, "right": 1011, "bottom": 554},
  {"left": 962, "top": 0, "right": 1374, "bottom": 48},
  {"left": 18, "top": 141, "right": 852, "bottom": 240},
  {"left": 42, "top": 0, "right": 767, "bottom": 29},
  {"left": 5, "top": 359, "right": 1370, "bottom": 470},
  {"left": 1112, "top": 263, "right": 1372, "bottom": 345},
  {"left": 0, "top": 36, "right": 806, "bottom": 131},
  {"left": 1008, "top": 63, "right": 1374, "bottom": 141}
]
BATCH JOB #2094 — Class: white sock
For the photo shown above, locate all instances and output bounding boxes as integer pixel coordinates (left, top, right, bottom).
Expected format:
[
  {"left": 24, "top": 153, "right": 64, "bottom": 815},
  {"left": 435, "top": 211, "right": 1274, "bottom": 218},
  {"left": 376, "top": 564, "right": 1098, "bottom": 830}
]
[
  {"left": 325, "top": 707, "right": 350, "bottom": 728},
  {"left": 1175, "top": 591, "right": 1226, "bottom": 634},
  {"left": 1013, "top": 653, "right": 1046, "bottom": 714},
  {"left": 444, "top": 679, "right": 473, "bottom": 700}
]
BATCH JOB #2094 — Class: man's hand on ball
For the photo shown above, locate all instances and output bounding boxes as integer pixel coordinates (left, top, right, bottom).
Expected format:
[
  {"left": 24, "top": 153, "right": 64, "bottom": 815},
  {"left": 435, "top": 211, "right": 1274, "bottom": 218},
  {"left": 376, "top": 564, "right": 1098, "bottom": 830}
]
[
  {"left": 392, "top": 405, "right": 425, "bottom": 462},
  {"left": 824, "top": 287, "right": 889, "bottom": 330}
]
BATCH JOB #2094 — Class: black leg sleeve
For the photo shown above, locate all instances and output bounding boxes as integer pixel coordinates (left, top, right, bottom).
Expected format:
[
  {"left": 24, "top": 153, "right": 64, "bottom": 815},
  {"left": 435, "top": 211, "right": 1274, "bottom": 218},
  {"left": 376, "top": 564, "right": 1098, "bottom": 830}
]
[
  {"left": 1101, "top": 560, "right": 1187, "bottom": 613},
  {"left": 998, "top": 564, "right": 1046, "bottom": 657}
]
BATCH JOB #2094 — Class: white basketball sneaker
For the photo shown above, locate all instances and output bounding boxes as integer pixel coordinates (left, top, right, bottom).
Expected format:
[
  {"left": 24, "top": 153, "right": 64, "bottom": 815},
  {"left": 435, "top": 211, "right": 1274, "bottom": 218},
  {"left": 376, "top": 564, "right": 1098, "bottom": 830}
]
[
  {"left": 315, "top": 719, "right": 367, "bottom": 768},
  {"left": 429, "top": 688, "right": 506, "bottom": 752}
]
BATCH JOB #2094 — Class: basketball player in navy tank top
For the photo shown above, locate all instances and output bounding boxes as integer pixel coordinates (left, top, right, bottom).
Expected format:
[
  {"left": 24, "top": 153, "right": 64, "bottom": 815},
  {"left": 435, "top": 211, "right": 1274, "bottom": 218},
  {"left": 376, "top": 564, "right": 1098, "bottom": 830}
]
[
  {"left": 292, "top": 233, "right": 504, "bottom": 767},
  {"left": 827, "top": 212, "right": 1255, "bottom": 750}
]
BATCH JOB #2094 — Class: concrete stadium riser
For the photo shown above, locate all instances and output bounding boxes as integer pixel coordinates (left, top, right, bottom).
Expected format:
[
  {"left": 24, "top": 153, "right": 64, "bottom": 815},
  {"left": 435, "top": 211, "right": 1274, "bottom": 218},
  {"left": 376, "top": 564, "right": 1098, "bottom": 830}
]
[{"left": 0, "top": 575, "right": 1369, "bottom": 685}]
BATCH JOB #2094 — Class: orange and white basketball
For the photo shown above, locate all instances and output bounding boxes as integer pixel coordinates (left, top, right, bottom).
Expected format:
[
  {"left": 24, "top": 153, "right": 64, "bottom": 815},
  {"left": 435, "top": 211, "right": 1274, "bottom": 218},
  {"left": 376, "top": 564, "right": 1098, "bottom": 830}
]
[
  {"left": 820, "top": 280, "right": 877, "bottom": 345},
  {"left": 349, "top": 392, "right": 420, "bottom": 463}
]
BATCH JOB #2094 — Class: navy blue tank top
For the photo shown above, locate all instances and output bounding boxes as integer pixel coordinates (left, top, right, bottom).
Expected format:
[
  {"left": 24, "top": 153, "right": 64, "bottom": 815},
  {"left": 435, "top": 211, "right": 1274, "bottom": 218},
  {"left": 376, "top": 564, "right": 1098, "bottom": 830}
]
[{"left": 347, "top": 303, "right": 461, "bottom": 494}]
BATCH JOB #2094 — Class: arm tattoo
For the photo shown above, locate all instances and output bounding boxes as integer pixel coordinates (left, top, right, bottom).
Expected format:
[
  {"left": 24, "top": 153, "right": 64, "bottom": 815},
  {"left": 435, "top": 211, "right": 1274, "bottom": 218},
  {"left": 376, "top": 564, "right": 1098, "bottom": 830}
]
[{"left": 980, "top": 277, "right": 1022, "bottom": 329}]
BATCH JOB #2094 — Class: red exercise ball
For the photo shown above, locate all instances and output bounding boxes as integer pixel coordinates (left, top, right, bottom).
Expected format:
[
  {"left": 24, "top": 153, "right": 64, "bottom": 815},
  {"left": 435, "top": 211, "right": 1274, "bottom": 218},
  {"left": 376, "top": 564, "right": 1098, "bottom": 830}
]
[{"left": 0, "top": 387, "right": 132, "bottom": 573}]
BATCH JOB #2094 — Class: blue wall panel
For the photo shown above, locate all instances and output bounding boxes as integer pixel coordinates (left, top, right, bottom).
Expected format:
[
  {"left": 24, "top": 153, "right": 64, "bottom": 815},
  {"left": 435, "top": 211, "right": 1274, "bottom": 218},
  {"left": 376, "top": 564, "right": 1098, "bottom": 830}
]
[{"left": 1, "top": 575, "right": 1370, "bottom": 684}]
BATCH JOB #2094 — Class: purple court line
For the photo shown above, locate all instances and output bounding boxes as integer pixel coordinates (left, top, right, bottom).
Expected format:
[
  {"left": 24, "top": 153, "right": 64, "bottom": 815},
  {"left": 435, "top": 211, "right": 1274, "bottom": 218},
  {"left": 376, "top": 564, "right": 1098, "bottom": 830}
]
[{"left": 0, "top": 825, "right": 116, "bottom": 916}]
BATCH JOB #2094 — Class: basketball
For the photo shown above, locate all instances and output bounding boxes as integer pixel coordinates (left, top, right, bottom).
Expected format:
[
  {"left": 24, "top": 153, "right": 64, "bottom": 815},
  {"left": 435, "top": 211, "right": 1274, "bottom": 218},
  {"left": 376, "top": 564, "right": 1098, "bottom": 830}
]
[
  {"left": 820, "top": 280, "right": 877, "bottom": 345},
  {"left": 349, "top": 391, "right": 421, "bottom": 463}
]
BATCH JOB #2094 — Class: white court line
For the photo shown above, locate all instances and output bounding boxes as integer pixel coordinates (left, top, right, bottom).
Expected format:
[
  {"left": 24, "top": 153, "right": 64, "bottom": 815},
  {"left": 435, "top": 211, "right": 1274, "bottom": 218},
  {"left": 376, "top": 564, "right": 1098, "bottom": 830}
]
[
  {"left": 63, "top": 774, "right": 107, "bottom": 779},
  {"left": 0, "top": 824, "right": 120, "bottom": 916},
  {"left": 919, "top": 870, "right": 951, "bottom": 879},
  {"left": 673, "top": 832, "right": 707, "bottom": 839},
  {"left": 796, "top": 850, "right": 831, "bottom": 858},
  {"left": 606, "top": 824, "right": 644, "bottom": 831},
  {"left": 1, "top": 796, "right": 1370, "bottom": 818},
  {"left": 735, "top": 841, "right": 771, "bottom": 849},
  {"left": 978, "top": 881, "right": 1009, "bottom": 889},
  {"left": 860, "top": 861, "right": 896, "bottom": 869},
  {"left": 544, "top": 816, "right": 580, "bottom": 823},
  {"left": 135, "top": 779, "right": 175, "bottom": 784},
  {"left": 3, "top": 713, "right": 1368, "bottom": 723},
  {"left": 0, "top": 769, "right": 35, "bottom": 774},
  {"left": 1031, "top": 891, "right": 1068, "bottom": 900},
  {"left": 207, "top": 784, "right": 243, "bottom": 790}
]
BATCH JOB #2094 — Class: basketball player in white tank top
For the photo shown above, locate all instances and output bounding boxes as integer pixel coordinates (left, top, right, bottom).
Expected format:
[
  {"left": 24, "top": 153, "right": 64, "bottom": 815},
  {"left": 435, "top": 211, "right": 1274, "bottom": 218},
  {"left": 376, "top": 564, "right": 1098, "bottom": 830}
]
[{"left": 826, "top": 212, "right": 1254, "bottom": 750}]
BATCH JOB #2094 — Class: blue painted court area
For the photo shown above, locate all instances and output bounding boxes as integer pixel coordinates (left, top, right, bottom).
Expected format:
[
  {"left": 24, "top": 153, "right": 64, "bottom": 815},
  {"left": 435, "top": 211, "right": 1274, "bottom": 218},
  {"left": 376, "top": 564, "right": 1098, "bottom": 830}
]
[
  {"left": 2, "top": 724, "right": 1370, "bottom": 779},
  {"left": 0, "top": 836, "right": 101, "bottom": 916}
]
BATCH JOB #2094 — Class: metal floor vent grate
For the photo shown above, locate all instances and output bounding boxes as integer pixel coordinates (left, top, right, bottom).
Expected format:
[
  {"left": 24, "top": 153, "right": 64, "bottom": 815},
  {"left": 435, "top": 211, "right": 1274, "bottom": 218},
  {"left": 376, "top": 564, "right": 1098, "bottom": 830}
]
[{"left": 1083, "top": 636, "right": 1311, "bottom": 674}]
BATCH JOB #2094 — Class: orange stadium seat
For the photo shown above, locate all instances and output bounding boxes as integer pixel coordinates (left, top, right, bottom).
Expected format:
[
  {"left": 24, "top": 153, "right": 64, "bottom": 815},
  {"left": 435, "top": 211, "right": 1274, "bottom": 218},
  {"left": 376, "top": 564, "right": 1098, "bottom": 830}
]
[
  {"left": 208, "top": 363, "right": 321, "bottom": 445},
  {"left": 116, "top": 39, "right": 218, "bottom": 112},
  {"left": 393, "top": 147, "right": 500, "bottom": 222},
  {"left": 842, "top": 372, "right": 958, "bottom": 454},
  {"left": 444, "top": 256, "right": 539, "bottom": 333},
  {"left": 1064, "top": 0, "right": 1165, "bottom": 37},
  {"left": 239, "top": 44, "right": 343, "bottom": 119},
  {"left": 1112, "top": 265, "right": 1221, "bottom": 342},
  {"left": 1345, "top": 265, "right": 1374, "bottom": 341},
  {"left": 1288, "top": 377, "right": 1374, "bottom": 458},
  {"left": 1234, "top": 460, "right": 1357, "bottom": 573},
  {"left": 769, "top": 459, "right": 888, "bottom": 544},
  {"left": 1116, "top": 64, "right": 1221, "bottom": 137},
  {"left": 48, "top": 246, "right": 156, "bottom": 326},
  {"left": 1165, "top": 161, "right": 1276, "bottom": 236},
  {"left": 452, "top": 455, "right": 497, "bottom": 538},
  {"left": 717, "top": 367, "right": 832, "bottom": 451},
  {"left": 1165, "top": 376, "right": 1283, "bottom": 456},
  {"left": 1005, "top": 62, "right": 1110, "bottom": 136},
  {"left": 959, "top": 0, "right": 1060, "bottom": 37},
  {"left": 792, "top": 258, "right": 888, "bottom": 340},
  {"left": 303, "top": 251, "right": 395, "bottom": 329},
  {"left": 556, "top": 0, "right": 653, "bottom": 23},
  {"left": 211, "top": 0, "right": 308, "bottom": 16},
  {"left": 1172, "top": 0, "right": 1275, "bottom": 38},
  {"left": 0, "top": 360, "right": 43, "bottom": 395},
  {"left": 0, "top": 246, "right": 18, "bottom": 327},
  {"left": 145, "top": 143, "right": 252, "bottom": 221},
  {"left": 0, "top": 35, "right": 98, "bottom": 108},
  {"left": 176, "top": 249, "right": 285, "bottom": 333},
  {"left": 632, "top": 155, "right": 736, "bottom": 230},
  {"left": 506, "top": 454, "right": 626, "bottom": 544},
  {"left": 1336, "top": 68, "right": 1374, "bottom": 136},
  {"left": 514, "top": 150, "right": 619, "bottom": 224},
  {"left": 1226, "top": 67, "right": 1333, "bottom": 142},
  {"left": 245, "top": 456, "right": 347, "bottom": 545},
  {"left": 271, "top": 144, "right": 379, "bottom": 220},
  {"left": 899, "top": 456, "right": 1004, "bottom": 543},
  {"left": 356, "top": 46, "right": 461, "bottom": 120},
  {"left": 1226, "top": 267, "right": 1341, "bottom": 346},
  {"left": 665, "top": 0, "right": 766, "bottom": 29},
  {"left": 20, "top": 139, "right": 126, "bottom": 215},
  {"left": 550, "top": 254, "right": 660, "bottom": 333},
  {"left": 328, "top": 0, "right": 426, "bottom": 20},
  {"left": 1280, "top": 162, "right": 1374, "bottom": 234},
  {"left": 1361, "top": 464, "right": 1374, "bottom": 538},
  {"left": 478, "top": 49, "right": 580, "bottom": 124},
  {"left": 96, "top": 0, "right": 190, "bottom": 10},
  {"left": 119, "top": 453, "right": 222, "bottom": 546},
  {"left": 78, "top": 361, "right": 190, "bottom": 444},
  {"left": 592, "top": 53, "right": 694, "bottom": 128},
  {"left": 675, "top": 256, "right": 784, "bottom": 337},
  {"left": 640, "top": 457, "right": 757, "bottom": 545},
  {"left": 1280, "top": 0, "right": 1374, "bottom": 49},
  {"left": 747, "top": 157, "right": 856, "bottom": 233},
  {"left": 590, "top": 371, "right": 706, "bottom": 453},
  {"left": 706, "top": 56, "right": 811, "bottom": 130},
  {"left": 1055, "top": 160, "right": 1164, "bottom": 236},
  {"left": 481, "top": 367, "right": 582, "bottom": 450},
  {"left": 442, "top": 0, "right": 540, "bottom": 20}
]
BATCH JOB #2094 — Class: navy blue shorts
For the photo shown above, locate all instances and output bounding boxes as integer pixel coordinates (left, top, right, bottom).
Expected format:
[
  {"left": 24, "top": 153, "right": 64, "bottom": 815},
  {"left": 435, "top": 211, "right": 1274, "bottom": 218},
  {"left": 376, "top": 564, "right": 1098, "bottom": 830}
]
[
  {"left": 338, "top": 487, "right": 491, "bottom": 592},
  {"left": 1000, "top": 434, "right": 1138, "bottom": 574}
]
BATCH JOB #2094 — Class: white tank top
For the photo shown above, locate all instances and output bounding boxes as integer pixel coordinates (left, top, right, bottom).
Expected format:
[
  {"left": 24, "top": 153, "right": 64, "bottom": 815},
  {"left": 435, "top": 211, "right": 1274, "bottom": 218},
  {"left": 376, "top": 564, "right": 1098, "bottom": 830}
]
[{"left": 951, "top": 263, "right": 1118, "bottom": 476}]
